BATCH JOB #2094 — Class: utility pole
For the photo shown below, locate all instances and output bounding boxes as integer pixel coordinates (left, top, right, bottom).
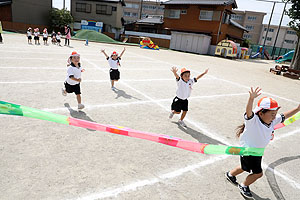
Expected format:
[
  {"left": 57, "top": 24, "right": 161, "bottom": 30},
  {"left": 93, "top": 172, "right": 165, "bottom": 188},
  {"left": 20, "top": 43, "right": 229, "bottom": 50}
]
[
  {"left": 139, "top": 0, "right": 144, "bottom": 19},
  {"left": 63, "top": 0, "right": 65, "bottom": 9},
  {"left": 262, "top": 1, "right": 276, "bottom": 58},
  {"left": 271, "top": 0, "right": 289, "bottom": 59}
]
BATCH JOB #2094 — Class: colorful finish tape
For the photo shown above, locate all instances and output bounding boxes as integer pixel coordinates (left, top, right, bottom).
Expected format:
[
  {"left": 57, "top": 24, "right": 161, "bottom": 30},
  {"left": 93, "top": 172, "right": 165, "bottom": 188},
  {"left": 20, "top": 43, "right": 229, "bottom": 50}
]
[{"left": 0, "top": 101, "right": 267, "bottom": 156}]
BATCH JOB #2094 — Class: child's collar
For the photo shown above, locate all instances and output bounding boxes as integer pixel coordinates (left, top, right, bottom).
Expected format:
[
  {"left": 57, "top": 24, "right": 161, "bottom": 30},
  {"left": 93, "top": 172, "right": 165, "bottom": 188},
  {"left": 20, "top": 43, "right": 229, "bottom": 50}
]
[{"left": 70, "top": 62, "right": 81, "bottom": 68}]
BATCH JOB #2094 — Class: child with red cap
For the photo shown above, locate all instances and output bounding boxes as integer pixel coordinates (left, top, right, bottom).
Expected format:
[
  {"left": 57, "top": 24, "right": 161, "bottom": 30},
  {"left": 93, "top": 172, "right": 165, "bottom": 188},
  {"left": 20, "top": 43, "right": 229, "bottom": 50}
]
[
  {"left": 33, "top": 28, "right": 40, "bottom": 45},
  {"left": 225, "top": 87, "right": 300, "bottom": 199},
  {"left": 169, "top": 67, "right": 209, "bottom": 127},
  {"left": 100, "top": 48, "right": 126, "bottom": 90},
  {"left": 43, "top": 28, "right": 48, "bottom": 45},
  {"left": 61, "top": 51, "right": 85, "bottom": 110}
]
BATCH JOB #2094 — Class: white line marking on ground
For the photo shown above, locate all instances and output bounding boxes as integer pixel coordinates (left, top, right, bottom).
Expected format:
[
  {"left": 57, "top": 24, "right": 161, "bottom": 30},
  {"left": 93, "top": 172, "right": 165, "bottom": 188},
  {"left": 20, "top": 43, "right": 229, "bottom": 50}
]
[{"left": 68, "top": 156, "right": 227, "bottom": 200}]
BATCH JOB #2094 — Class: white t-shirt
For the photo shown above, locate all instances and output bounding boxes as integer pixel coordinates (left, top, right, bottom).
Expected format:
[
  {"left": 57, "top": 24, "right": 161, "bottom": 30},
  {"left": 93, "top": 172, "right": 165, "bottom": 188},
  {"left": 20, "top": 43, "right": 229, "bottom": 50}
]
[
  {"left": 56, "top": 35, "right": 61, "bottom": 40},
  {"left": 27, "top": 31, "right": 32, "bottom": 37},
  {"left": 65, "top": 63, "right": 82, "bottom": 85},
  {"left": 240, "top": 112, "right": 285, "bottom": 148},
  {"left": 107, "top": 57, "right": 121, "bottom": 69},
  {"left": 43, "top": 33, "right": 48, "bottom": 38},
  {"left": 175, "top": 77, "right": 197, "bottom": 100},
  {"left": 34, "top": 32, "right": 39, "bottom": 37}
]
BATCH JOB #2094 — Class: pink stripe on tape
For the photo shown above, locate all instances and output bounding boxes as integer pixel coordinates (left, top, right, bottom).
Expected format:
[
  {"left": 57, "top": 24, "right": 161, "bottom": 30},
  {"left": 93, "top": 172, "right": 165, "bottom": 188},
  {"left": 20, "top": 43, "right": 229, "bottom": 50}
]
[
  {"left": 106, "top": 126, "right": 129, "bottom": 136},
  {"left": 158, "top": 136, "right": 179, "bottom": 147},
  {"left": 69, "top": 117, "right": 106, "bottom": 132}
]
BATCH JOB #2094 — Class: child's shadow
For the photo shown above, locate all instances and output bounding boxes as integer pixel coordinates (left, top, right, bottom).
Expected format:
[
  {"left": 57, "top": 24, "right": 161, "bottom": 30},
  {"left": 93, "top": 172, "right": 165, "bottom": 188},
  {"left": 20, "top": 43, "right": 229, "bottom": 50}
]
[
  {"left": 64, "top": 103, "right": 96, "bottom": 131},
  {"left": 113, "top": 88, "right": 141, "bottom": 100},
  {"left": 172, "top": 122, "right": 224, "bottom": 145}
]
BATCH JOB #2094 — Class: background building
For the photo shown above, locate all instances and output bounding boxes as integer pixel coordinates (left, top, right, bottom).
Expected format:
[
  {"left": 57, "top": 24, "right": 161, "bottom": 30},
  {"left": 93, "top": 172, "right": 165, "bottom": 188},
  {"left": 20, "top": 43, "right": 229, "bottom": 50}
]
[
  {"left": 71, "top": 0, "right": 125, "bottom": 39},
  {"left": 231, "top": 10, "right": 266, "bottom": 44},
  {"left": 259, "top": 24, "right": 297, "bottom": 50},
  {"left": 0, "top": 0, "right": 52, "bottom": 32},
  {"left": 123, "top": 0, "right": 164, "bottom": 24}
]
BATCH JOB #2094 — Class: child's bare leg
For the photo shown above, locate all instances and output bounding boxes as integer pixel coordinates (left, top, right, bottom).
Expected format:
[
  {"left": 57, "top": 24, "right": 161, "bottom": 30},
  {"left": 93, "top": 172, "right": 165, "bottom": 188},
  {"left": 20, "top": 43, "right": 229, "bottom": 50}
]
[
  {"left": 230, "top": 166, "right": 244, "bottom": 176},
  {"left": 76, "top": 94, "right": 81, "bottom": 104},
  {"left": 180, "top": 111, "right": 187, "bottom": 121},
  {"left": 111, "top": 80, "right": 115, "bottom": 87},
  {"left": 172, "top": 111, "right": 181, "bottom": 114},
  {"left": 243, "top": 172, "right": 263, "bottom": 186}
]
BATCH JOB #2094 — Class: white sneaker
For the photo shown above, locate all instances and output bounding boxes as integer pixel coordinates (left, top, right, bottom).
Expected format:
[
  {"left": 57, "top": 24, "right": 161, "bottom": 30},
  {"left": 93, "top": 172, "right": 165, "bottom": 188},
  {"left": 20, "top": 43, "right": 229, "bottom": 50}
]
[
  {"left": 111, "top": 86, "right": 117, "bottom": 91},
  {"left": 78, "top": 104, "right": 85, "bottom": 110},
  {"left": 178, "top": 120, "right": 187, "bottom": 127},
  {"left": 61, "top": 88, "right": 67, "bottom": 96},
  {"left": 169, "top": 112, "right": 174, "bottom": 119}
]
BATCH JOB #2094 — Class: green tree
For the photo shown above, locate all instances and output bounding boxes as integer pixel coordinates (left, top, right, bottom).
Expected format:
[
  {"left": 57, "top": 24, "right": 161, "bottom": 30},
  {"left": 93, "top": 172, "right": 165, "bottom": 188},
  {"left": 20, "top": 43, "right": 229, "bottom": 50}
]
[
  {"left": 287, "top": 0, "right": 300, "bottom": 70},
  {"left": 49, "top": 8, "right": 73, "bottom": 32}
]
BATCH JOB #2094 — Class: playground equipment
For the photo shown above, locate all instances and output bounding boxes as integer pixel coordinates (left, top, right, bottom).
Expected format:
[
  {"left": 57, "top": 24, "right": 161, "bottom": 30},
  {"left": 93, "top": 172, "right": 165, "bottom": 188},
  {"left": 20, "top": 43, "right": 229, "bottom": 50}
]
[
  {"left": 240, "top": 48, "right": 249, "bottom": 59},
  {"left": 250, "top": 45, "right": 270, "bottom": 59},
  {"left": 215, "top": 40, "right": 237, "bottom": 58},
  {"left": 275, "top": 50, "right": 294, "bottom": 63},
  {"left": 140, "top": 37, "right": 159, "bottom": 50}
]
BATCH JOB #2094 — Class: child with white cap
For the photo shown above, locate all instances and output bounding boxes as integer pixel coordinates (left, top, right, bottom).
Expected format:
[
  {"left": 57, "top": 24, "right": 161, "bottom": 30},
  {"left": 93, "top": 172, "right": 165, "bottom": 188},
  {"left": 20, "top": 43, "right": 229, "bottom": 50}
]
[
  {"left": 169, "top": 67, "right": 209, "bottom": 127},
  {"left": 27, "top": 27, "right": 32, "bottom": 44},
  {"left": 100, "top": 48, "right": 126, "bottom": 90},
  {"left": 225, "top": 87, "right": 300, "bottom": 199},
  {"left": 62, "top": 51, "right": 85, "bottom": 110}
]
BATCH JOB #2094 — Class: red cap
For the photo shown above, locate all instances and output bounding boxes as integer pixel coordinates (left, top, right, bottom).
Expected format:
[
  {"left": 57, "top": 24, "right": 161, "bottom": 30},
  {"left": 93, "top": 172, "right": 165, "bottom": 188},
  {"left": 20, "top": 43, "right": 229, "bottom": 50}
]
[
  {"left": 181, "top": 68, "right": 190, "bottom": 75},
  {"left": 253, "top": 97, "right": 280, "bottom": 113},
  {"left": 112, "top": 51, "right": 118, "bottom": 56},
  {"left": 70, "top": 51, "right": 80, "bottom": 57}
]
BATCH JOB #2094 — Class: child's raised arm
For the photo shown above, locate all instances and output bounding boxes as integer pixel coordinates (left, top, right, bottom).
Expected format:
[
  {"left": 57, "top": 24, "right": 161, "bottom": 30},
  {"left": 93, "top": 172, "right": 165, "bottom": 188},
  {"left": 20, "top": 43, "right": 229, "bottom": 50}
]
[
  {"left": 171, "top": 67, "right": 179, "bottom": 79},
  {"left": 284, "top": 104, "right": 300, "bottom": 119},
  {"left": 119, "top": 47, "right": 126, "bottom": 58},
  {"left": 101, "top": 49, "right": 109, "bottom": 59},
  {"left": 246, "top": 87, "right": 261, "bottom": 118},
  {"left": 196, "top": 69, "right": 209, "bottom": 80}
]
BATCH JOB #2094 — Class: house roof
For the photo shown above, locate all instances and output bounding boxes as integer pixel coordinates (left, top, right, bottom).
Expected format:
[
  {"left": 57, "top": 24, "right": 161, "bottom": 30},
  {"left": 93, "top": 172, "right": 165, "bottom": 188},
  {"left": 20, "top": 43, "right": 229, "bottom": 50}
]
[
  {"left": 162, "top": 0, "right": 237, "bottom": 9},
  {"left": 79, "top": 0, "right": 125, "bottom": 6},
  {"left": 229, "top": 19, "right": 248, "bottom": 32},
  {"left": 136, "top": 16, "right": 164, "bottom": 25},
  {"left": 0, "top": 0, "right": 12, "bottom": 6}
]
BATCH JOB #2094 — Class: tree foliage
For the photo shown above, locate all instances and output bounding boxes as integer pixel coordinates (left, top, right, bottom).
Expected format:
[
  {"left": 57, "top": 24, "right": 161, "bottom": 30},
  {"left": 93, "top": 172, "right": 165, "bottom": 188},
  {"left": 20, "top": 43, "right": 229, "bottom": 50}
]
[{"left": 49, "top": 8, "right": 73, "bottom": 32}]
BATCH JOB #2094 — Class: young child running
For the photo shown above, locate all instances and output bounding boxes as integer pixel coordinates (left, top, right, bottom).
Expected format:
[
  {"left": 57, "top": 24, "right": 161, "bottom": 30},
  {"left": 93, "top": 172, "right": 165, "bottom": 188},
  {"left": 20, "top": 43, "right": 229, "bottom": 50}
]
[
  {"left": 225, "top": 87, "right": 300, "bottom": 199},
  {"left": 100, "top": 48, "right": 126, "bottom": 90},
  {"left": 51, "top": 31, "right": 56, "bottom": 45},
  {"left": 169, "top": 67, "right": 209, "bottom": 127},
  {"left": 33, "top": 28, "right": 40, "bottom": 45},
  {"left": 27, "top": 27, "right": 32, "bottom": 44},
  {"left": 61, "top": 51, "right": 85, "bottom": 110},
  {"left": 43, "top": 28, "right": 48, "bottom": 45}
]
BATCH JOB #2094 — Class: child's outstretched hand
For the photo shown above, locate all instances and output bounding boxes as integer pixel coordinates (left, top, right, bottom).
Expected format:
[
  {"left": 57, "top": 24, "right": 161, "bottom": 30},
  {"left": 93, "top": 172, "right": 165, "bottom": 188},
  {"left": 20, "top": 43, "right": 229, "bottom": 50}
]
[
  {"left": 203, "top": 68, "right": 209, "bottom": 74},
  {"left": 101, "top": 49, "right": 105, "bottom": 53},
  {"left": 249, "top": 87, "right": 261, "bottom": 99},
  {"left": 171, "top": 67, "right": 178, "bottom": 74}
]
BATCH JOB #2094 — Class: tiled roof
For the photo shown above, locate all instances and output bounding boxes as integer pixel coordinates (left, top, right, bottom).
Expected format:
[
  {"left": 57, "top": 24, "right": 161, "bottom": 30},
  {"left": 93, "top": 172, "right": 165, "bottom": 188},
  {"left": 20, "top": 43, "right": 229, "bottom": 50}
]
[
  {"left": 229, "top": 19, "right": 248, "bottom": 32},
  {"left": 162, "top": 0, "right": 237, "bottom": 8}
]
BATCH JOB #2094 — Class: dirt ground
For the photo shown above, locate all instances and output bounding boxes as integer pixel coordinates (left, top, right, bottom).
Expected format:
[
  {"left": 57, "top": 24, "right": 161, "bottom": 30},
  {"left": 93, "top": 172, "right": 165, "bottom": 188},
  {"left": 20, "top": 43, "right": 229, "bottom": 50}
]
[{"left": 0, "top": 33, "right": 300, "bottom": 200}]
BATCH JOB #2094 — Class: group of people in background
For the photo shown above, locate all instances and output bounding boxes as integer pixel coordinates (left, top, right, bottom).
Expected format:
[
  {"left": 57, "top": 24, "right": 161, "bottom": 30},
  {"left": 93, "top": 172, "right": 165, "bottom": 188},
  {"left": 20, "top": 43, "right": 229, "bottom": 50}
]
[{"left": 27, "top": 25, "right": 71, "bottom": 46}]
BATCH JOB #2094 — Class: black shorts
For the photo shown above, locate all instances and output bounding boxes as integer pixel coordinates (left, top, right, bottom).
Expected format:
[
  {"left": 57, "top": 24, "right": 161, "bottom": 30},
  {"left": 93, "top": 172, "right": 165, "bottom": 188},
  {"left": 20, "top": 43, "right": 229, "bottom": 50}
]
[
  {"left": 43, "top": 37, "right": 48, "bottom": 41},
  {"left": 110, "top": 68, "right": 120, "bottom": 80},
  {"left": 28, "top": 36, "right": 32, "bottom": 40},
  {"left": 171, "top": 96, "right": 188, "bottom": 112},
  {"left": 240, "top": 156, "right": 262, "bottom": 174},
  {"left": 64, "top": 82, "right": 81, "bottom": 95},
  {"left": 57, "top": 39, "right": 61, "bottom": 43},
  {"left": 34, "top": 36, "right": 39, "bottom": 40}
]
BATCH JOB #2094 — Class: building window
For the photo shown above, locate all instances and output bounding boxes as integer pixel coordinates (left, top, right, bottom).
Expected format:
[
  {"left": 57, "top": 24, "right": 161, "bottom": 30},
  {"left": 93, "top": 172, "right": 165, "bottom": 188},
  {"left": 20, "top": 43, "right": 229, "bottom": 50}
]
[
  {"left": 124, "top": 12, "right": 138, "bottom": 17},
  {"left": 284, "top": 40, "right": 294, "bottom": 44},
  {"left": 112, "top": 6, "right": 117, "bottom": 11},
  {"left": 231, "top": 14, "right": 243, "bottom": 21},
  {"left": 181, "top": 10, "right": 187, "bottom": 14},
  {"left": 247, "top": 16, "right": 257, "bottom": 21},
  {"left": 168, "top": 9, "right": 180, "bottom": 19},
  {"left": 287, "top": 30, "right": 296, "bottom": 35},
  {"left": 143, "top": 5, "right": 157, "bottom": 10},
  {"left": 76, "top": 3, "right": 91, "bottom": 13},
  {"left": 266, "top": 37, "right": 272, "bottom": 41},
  {"left": 245, "top": 25, "right": 254, "bottom": 30},
  {"left": 125, "top": 3, "right": 139, "bottom": 9},
  {"left": 96, "top": 4, "right": 112, "bottom": 15},
  {"left": 243, "top": 34, "right": 252, "bottom": 39},
  {"left": 264, "top": 28, "right": 274, "bottom": 32},
  {"left": 199, "top": 10, "right": 213, "bottom": 21}
]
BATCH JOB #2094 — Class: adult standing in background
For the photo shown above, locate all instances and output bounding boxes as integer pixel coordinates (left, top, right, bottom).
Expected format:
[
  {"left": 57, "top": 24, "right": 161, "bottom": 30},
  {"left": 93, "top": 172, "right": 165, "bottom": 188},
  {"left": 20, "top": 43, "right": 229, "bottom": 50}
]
[{"left": 64, "top": 25, "right": 71, "bottom": 46}]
